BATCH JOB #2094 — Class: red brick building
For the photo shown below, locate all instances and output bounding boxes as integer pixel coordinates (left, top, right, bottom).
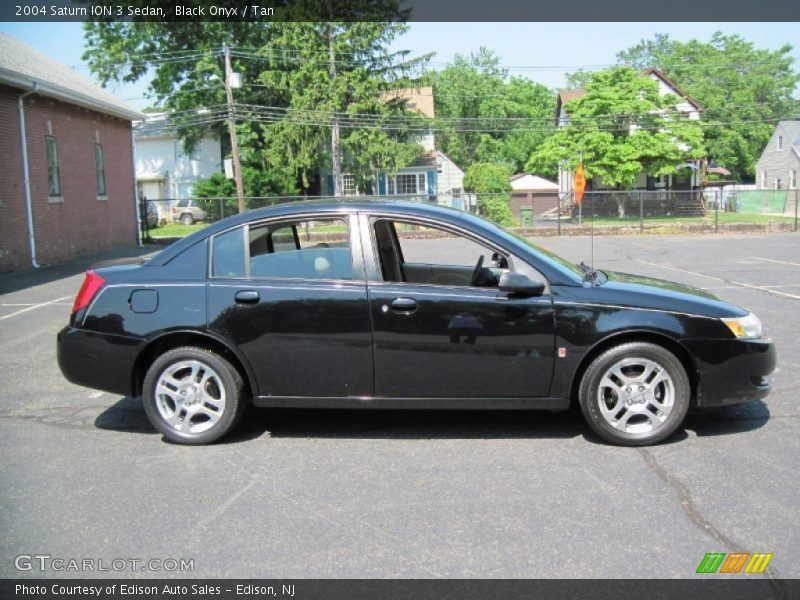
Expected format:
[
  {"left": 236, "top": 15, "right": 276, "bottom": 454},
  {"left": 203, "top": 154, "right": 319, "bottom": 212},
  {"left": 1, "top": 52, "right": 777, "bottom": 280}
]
[{"left": 0, "top": 33, "right": 142, "bottom": 272}]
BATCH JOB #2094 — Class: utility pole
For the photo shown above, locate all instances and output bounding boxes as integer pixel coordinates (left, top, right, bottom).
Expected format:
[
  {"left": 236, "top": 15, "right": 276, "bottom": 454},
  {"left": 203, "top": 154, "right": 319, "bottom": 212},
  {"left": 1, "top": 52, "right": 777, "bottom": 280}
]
[
  {"left": 327, "top": 21, "right": 342, "bottom": 197},
  {"left": 223, "top": 43, "right": 245, "bottom": 214}
]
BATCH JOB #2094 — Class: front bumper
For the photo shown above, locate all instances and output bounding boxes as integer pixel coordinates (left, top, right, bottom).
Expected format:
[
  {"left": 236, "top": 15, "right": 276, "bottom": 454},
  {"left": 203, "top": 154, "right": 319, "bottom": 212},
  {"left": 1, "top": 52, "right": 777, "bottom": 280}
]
[
  {"left": 57, "top": 326, "right": 141, "bottom": 397},
  {"left": 684, "top": 337, "right": 777, "bottom": 407}
]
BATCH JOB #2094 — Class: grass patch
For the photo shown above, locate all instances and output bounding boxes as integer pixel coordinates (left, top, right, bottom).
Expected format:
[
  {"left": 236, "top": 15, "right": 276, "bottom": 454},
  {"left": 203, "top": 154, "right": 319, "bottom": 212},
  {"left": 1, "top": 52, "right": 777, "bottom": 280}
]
[
  {"left": 149, "top": 222, "right": 209, "bottom": 238},
  {"left": 577, "top": 212, "right": 796, "bottom": 227}
]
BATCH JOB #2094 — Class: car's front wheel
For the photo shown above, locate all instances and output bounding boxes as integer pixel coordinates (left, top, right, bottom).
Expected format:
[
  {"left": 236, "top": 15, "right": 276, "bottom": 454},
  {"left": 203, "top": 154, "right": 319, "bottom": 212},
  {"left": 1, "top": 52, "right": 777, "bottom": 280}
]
[
  {"left": 578, "top": 342, "right": 690, "bottom": 446},
  {"left": 142, "top": 347, "right": 245, "bottom": 444}
]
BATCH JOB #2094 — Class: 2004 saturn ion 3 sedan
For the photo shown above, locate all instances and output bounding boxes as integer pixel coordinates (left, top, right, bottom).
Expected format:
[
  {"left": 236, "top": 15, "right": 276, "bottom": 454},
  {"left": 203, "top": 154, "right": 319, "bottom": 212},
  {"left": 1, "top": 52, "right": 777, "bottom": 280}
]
[{"left": 58, "top": 201, "right": 776, "bottom": 446}]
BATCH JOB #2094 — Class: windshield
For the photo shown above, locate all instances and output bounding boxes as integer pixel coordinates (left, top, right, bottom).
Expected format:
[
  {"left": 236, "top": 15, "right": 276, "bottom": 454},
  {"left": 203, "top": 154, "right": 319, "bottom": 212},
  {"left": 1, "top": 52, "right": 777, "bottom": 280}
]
[{"left": 502, "top": 229, "right": 588, "bottom": 278}]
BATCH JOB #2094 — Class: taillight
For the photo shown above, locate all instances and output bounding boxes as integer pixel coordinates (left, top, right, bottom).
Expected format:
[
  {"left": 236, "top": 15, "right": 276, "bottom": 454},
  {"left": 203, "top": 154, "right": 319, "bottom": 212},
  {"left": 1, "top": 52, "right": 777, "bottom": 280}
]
[{"left": 72, "top": 270, "right": 106, "bottom": 314}]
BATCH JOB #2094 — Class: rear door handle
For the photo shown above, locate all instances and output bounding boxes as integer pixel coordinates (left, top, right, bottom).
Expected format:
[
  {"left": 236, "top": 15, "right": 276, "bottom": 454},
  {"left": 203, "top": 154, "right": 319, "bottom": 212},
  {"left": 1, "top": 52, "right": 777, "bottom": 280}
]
[
  {"left": 234, "top": 290, "right": 260, "bottom": 304},
  {"left": 390, "top": 297, "right": 417, "bottom": 313}
]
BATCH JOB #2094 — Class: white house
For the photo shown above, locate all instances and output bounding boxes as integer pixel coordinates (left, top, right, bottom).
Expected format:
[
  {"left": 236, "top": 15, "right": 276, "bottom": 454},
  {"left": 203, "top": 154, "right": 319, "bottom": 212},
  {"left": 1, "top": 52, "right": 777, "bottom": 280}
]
[
  {"left": 134, "top": 114, "right": 223, "bottom": 218},
  {"left": 555, "top": 68, "right": 704, "bottom": 196}
]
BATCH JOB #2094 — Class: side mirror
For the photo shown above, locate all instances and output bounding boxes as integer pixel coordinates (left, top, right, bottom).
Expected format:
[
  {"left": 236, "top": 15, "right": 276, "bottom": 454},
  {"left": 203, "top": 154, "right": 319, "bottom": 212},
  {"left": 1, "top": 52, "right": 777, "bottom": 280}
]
[{"left": 498, "top": 272, "right": 546, "bottom": 297}]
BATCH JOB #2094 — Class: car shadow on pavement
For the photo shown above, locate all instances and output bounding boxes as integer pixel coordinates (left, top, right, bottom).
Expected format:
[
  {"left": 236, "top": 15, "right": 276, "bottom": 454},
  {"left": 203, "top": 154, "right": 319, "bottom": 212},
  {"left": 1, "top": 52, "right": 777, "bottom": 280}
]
[
  {"left": 94, "top": 398, "right": 772, "bottom": 444},
  {"left": 0, "top": 245, "right": 157, "bottom": 296}
]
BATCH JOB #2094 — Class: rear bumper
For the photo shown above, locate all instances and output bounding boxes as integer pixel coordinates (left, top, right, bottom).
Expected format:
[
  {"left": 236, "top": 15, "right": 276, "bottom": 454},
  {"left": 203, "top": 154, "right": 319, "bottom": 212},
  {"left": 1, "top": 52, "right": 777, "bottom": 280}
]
[
  {"left": 57, "top": 326, "right": 141, "bottom": 397},
  {"left": 685, "top": 337, "right": 777, "bottom": 407}
]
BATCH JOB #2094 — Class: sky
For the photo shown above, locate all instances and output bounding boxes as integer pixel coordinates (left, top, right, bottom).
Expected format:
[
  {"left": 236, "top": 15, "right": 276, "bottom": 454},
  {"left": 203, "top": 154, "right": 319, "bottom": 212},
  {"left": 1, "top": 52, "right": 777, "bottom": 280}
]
[{"left": 1, "top": 21, "right": 798, "bottom": 111}]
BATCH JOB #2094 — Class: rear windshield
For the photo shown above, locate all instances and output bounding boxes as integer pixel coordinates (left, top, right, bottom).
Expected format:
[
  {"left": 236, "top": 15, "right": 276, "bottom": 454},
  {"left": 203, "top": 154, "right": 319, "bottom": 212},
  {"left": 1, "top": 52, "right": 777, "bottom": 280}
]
[{"left": 177, "top": 199, "right": 190, "bottom": 208}]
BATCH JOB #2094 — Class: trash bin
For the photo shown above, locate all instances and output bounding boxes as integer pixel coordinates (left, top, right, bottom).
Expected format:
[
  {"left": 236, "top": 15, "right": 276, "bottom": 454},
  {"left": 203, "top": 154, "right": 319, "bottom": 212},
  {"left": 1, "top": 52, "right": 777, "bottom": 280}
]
[{"left": 520, "top": 206, "right": 533, "bottom": 227}]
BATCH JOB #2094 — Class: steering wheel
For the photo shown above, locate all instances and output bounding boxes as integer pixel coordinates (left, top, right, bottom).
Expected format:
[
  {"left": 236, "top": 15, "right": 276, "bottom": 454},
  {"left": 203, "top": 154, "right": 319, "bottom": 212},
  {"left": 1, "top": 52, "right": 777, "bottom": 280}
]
[{"left": 470, "top": 255, "right": 485, "bottom": 287}]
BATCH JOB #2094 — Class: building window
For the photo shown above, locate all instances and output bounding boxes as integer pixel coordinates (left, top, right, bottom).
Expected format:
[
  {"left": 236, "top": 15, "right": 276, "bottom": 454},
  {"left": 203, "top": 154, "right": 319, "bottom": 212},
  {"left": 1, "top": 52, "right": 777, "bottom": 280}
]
[
  {"left": 791, "top": 170, "right": 797, "bottom": 189},
  {"left": 775, "top": 178, "right": 783, "bottom": 190},
  {"left": 386, "top": 175, "right": 395, "bottom": 195},
  {"left": 761, "top": 170, "right": 767, "bottom": 188},
  {"left": 419, "top": 173, "right": 427, "bottom": 194},
  {"left": 396, "top": 174, "right": 418, "bottom": 195},
  {"left": 451, "top": 188, "right": 462, "bottom": 199},
  {"left": 341, "top": 174, "right": 357, "bottom": 196},
  {"left": 777, "top": 136, "right": 783, "bottom": 151},
  {"left": 46, "top": 136, "right": 61, "bottom": 197},
  {"left": 94, "top": 144, "right": 106, "bottom": 196}
]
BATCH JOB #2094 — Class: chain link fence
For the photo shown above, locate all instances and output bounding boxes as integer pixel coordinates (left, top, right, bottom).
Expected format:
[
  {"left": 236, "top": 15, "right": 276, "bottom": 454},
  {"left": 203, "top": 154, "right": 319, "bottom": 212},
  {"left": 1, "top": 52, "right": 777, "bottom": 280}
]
[{"left": 140, "top": 188, "right": 800, "bottom": 241}]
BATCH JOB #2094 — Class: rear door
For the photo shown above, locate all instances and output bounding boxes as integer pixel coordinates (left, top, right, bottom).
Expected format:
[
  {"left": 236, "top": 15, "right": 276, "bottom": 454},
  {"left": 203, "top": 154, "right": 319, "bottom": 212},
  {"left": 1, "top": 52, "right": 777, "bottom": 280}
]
[
  {"left": 361, "top": 214, "right": 555, "bottom": 399},
  {"left": 207, "top": 213, "right": 373, "bottom": 398}
]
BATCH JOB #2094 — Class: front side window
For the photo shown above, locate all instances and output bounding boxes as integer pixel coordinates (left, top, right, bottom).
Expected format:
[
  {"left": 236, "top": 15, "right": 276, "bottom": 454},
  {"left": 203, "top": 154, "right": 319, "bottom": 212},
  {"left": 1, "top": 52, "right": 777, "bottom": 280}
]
[
  {"left": 94, "top": 144, "right": 106, "bottom": 196},
  {"left": 46, "top": 136, "right": 61, "bottom": 197},
  {"left": 212, "top": 218, "right": 353, "bottom": 281},
  {"left": 372, "top": 219, "right": 509, "bottom": 288}
]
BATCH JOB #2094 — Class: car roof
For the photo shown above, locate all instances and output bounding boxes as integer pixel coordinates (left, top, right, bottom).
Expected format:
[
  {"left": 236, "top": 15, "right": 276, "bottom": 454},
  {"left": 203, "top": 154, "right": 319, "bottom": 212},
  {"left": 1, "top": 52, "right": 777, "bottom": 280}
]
[{"left": 148, "top": 200, "right": 476, "bottom": 266}]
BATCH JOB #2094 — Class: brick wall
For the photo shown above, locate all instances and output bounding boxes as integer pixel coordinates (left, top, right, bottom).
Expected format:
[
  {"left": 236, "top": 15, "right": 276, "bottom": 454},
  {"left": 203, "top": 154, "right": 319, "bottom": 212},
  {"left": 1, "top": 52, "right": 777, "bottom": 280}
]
[{"left": 0, "top": 84, "right": 137, "bottom": 273}]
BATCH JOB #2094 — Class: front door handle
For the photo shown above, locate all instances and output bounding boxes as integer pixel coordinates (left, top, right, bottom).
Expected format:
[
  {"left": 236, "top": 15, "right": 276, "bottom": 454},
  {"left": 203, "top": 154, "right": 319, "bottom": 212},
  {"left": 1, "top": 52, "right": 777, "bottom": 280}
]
[
  {"left": 390, "top": 297, "right": 417, "bottom": 313},
  {"left": 234, "top": 290, "right": 260, "bottom": 304}
]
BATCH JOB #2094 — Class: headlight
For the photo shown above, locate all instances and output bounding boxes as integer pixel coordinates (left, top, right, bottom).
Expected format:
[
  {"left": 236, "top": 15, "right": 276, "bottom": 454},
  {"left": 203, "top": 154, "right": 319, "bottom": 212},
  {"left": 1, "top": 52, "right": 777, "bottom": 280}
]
[{"left": 721, "top": 312, "right": 762, "bottom": 339}]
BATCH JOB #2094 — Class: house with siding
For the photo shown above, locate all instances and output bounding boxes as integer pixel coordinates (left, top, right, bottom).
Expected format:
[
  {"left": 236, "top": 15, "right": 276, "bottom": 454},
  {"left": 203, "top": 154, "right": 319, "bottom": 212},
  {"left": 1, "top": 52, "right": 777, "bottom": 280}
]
[
  {"left": 321, "top": 86, "right": 472, "bottom": 210},
  {"left": 0, "top": 33, "right": 142, "bottom": 272},
  {"left": 133, "top": 115, "right": 224, "bottom": 220},
  {"left": 555, "top": 68, "right": 704, "bottom": 196},
  {"left": 755, "top": 121, "right": 800, "bottom": 190}
]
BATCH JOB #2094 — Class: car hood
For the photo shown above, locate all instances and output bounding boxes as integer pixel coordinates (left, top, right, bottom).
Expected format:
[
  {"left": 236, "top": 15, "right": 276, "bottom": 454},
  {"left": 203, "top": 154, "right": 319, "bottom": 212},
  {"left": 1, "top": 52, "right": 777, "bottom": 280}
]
[{"left": 593, "top": 270, "right": 749, "bottom": 319}]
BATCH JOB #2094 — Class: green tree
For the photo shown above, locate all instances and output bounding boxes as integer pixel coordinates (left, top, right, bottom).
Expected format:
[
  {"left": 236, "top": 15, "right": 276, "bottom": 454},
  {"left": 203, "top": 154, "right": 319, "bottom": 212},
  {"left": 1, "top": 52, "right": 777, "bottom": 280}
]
[
  {"left": 617, "top": 32, "right": 800, "bottom": 180},
  {"left": 527, "top": 67, "right": 705, "bottom": 217},
  {"left": 463, "top": 163, "right": 515, "bottom": 226},
  {"left": 432, "top": 48, "right": 555, "bottom": 173},
  {"left": 83, "top": 8, "right": 430, "bottom": 199}
]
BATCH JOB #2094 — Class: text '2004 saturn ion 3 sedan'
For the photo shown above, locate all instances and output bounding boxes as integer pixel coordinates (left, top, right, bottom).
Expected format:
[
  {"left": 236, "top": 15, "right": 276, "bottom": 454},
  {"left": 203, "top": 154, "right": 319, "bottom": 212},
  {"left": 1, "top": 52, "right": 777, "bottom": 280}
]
[{"left": 58, "top": 201, "right": 776, "bottom": 446}]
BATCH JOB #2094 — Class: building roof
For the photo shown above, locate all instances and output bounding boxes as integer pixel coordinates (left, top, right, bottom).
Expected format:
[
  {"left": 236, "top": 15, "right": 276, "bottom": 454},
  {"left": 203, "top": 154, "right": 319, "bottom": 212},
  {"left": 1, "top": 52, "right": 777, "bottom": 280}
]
[
  {"left": 511, "top": 174, "right": 559, "bottom": 191},
  {"left": 777, "top": 120, "right": 800, "bottom": 147},
  {"left": 381, "top": 86, "right": 435, "bottom": 118},
  {"left": 0, "top": 33, "right": 142, "bottom": 121},
  {"left": 555, "top": 67, "right": 702, "bottom": 122},
  {"left": 408, "top": 150, "right": 439, "bottom": 168}
]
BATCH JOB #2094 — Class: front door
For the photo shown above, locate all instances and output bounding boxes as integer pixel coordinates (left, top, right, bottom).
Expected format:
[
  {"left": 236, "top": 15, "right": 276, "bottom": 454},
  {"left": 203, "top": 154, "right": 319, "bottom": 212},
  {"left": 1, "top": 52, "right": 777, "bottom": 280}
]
[{"left": 365, "top": 217, "right": 555, "bottom": 399}]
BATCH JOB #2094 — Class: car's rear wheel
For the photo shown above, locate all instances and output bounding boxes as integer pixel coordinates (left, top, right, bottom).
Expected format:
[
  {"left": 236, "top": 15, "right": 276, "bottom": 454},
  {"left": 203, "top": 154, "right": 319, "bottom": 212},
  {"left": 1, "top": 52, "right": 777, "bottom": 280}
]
[
  {"left": 179, "top": 213, "right": 194, "bottom": 225},
  {"left": 578, "top": 342, "right": 690, "bottom": 446},
  {"left": 142, "top": 347, "right": 245, "bottom": 444}
]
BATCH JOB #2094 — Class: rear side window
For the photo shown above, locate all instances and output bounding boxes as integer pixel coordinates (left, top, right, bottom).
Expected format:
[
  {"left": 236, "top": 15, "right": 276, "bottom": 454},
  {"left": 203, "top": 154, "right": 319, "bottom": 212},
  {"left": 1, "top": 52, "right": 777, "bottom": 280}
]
[
  {"left": 249, "top": 218, "right": 352, "bottom": 280},
  {"left": 211, "top": 218, "right": 352, "bottom": 280},
  {"left": 212, "top": 227, "right": 246, "bottom": 278}
]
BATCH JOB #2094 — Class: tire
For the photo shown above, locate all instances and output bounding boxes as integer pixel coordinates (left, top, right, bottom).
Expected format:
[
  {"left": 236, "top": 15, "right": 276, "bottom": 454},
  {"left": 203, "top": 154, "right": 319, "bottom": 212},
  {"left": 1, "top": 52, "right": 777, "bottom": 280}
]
[
  {"left": 142, "top": 347, "right": 246, "bottom": 445},
  {"left": 179, "top": 213, "right": 194, "bottom": 225},
  {"left": 578, "top": 342, "right": 690, "bottom": 446}
]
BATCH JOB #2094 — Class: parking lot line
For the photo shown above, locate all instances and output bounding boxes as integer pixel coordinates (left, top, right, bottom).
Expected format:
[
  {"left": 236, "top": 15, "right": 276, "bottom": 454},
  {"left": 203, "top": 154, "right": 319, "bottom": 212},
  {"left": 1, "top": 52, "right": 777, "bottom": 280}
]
[
  {"left": 636, "top": 259, "right": 800, "bottom": 301},
  {"left": 751, "top": 257, "right": 800, "bottom": 267},
  {"left": 0, "top": 295, "right": 71, "bottom": 321}
]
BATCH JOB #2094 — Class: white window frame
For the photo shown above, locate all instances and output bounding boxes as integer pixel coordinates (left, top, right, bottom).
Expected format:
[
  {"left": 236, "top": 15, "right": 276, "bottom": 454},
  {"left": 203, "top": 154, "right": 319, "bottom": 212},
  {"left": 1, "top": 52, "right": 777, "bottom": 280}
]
[
  {"left": 385, "top": 171, "right": 428, "bottom": 196},
  {"left": 761, "top": 170, "right": 767, "bottom": 188},
  {"left": 777, "top": 135, "right": 783, "bottom": 151},
  {"left": 341, "top": 174, "right": 357, "bottom": 196},
  {"left": 790, "top": 169, "right": 797, "bottom": 189}
]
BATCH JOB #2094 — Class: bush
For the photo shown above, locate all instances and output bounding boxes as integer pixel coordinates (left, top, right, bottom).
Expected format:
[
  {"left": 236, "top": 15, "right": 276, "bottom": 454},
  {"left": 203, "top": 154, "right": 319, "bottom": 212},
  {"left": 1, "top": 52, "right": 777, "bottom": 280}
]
[{"left": 463, "top": 163, "right": 515, "bottom": 226}]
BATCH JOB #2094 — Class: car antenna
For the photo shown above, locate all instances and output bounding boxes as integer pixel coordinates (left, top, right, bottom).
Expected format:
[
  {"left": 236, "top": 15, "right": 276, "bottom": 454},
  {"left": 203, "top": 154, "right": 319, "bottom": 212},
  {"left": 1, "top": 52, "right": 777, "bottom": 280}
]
[{"left": 590, "top": 198, "right": 594, "bottom": 286}]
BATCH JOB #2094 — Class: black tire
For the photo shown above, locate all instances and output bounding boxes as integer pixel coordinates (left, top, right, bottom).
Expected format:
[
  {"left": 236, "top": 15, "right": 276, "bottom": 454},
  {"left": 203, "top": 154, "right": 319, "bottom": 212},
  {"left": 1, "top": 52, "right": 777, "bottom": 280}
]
[
  {"left": 578, "top": 342, "right": 690, "bottom": 446},
  {"left": 142, "top": 347, "right": 246, "bottom": 445},
  {"left": 179, "top": 213, "right": 194, "bottom": 225}
]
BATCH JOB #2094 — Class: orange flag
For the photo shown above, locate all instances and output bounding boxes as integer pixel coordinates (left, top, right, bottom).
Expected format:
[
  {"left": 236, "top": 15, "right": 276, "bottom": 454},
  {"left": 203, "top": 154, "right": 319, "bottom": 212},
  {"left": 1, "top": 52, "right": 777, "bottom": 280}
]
[{"left": 574, "top": 163, "right": 586, "bottom": 205}]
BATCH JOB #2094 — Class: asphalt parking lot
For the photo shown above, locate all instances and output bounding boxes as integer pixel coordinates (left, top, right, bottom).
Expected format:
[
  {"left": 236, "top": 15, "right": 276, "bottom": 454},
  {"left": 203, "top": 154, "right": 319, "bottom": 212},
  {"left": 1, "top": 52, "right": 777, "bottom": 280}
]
[{"left": 0, "top": 233, "right": 798, "bottom": 581}]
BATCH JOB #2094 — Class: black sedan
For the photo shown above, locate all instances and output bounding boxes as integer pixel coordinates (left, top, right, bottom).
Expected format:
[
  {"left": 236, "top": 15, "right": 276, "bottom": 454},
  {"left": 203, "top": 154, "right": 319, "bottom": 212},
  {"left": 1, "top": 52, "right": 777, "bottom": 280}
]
[{"left": 57, "top": 201, "right": 776, "bottom": 446}]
